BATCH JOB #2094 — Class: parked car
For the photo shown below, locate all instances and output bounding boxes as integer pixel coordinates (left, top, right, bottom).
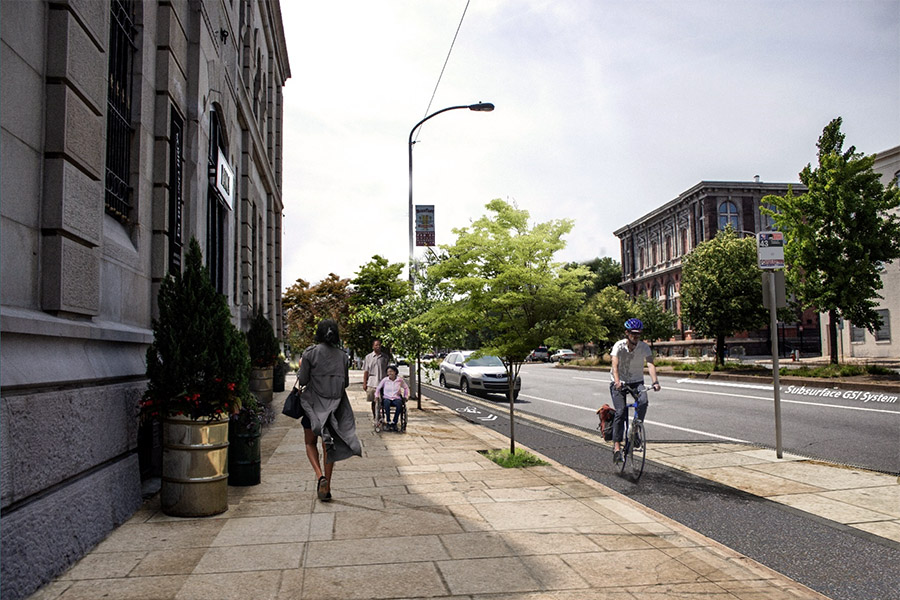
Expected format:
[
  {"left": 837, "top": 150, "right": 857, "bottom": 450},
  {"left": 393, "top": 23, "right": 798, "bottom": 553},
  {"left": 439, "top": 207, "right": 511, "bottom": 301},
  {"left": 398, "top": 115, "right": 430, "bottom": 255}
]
[
  {"left": 439, "top": 351, "right": 521, "bottom": 399},
  {"left": 550, "top": 349, "right": 577, "bottom": 362},
  {"left": 525, "top": 346, "right": 550, "bottom": 362}
]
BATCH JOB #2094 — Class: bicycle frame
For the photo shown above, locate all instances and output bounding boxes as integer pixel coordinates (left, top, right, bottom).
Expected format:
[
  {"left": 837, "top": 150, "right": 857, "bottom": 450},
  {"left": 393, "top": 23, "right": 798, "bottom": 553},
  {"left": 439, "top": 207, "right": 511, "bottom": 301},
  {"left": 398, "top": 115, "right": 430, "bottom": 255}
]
[{"left": 616, "top": 383, "right": 648, "bottom": 480}]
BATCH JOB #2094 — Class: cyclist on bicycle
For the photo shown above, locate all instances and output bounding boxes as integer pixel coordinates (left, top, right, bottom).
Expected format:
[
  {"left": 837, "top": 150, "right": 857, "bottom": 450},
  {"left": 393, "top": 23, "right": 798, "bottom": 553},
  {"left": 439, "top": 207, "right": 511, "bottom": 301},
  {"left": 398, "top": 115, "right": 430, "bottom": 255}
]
[{"left": 610, "top": 318, "right": 660, "bottom": 464}]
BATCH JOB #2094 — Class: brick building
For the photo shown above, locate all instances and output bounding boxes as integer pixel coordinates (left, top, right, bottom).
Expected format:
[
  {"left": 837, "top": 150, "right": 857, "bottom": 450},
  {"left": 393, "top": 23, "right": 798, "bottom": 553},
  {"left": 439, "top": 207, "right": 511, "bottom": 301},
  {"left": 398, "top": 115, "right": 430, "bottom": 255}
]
[{"left": 614, "top": 179, "right": 819, "bottom": 357}]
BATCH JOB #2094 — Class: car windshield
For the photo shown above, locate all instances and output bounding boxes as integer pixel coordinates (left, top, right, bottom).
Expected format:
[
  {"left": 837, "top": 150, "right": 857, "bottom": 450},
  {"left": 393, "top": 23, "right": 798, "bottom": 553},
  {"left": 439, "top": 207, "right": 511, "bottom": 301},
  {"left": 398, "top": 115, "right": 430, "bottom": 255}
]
[{"left": 465, "top": 355, "right": 504, "bottom": 367}]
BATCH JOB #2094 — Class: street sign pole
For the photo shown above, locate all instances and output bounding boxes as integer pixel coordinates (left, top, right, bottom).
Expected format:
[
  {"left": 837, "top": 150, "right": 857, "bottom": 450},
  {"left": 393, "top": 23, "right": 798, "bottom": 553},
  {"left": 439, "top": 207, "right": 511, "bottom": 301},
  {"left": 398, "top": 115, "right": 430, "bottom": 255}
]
[
  {"left": 767, "top": 272, "right": 784, "bottom": 458},
  {"left": 758, "top": 232, "right": 785, "bottom": 459}
]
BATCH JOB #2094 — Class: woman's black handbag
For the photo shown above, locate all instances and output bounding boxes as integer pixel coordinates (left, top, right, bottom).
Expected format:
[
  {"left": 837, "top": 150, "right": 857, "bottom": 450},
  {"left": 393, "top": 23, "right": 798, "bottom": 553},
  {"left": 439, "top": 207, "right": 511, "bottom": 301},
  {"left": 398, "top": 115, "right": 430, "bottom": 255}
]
[{"left": 282, "top": 382, "right": 305, "bottom": 419}]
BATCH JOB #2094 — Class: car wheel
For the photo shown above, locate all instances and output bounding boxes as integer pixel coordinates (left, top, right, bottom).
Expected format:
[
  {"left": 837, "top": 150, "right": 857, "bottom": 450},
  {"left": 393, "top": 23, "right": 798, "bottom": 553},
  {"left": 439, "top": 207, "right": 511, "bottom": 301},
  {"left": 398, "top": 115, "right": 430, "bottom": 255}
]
[
  {"left": 460, "top": 378, "right": 470, "bottom": 395},
  {"left": 439, "top": 373, "right": 447, "bottom": 388},
  {"left": 513, "top": 390, "right": 520, "bottom": 400}
]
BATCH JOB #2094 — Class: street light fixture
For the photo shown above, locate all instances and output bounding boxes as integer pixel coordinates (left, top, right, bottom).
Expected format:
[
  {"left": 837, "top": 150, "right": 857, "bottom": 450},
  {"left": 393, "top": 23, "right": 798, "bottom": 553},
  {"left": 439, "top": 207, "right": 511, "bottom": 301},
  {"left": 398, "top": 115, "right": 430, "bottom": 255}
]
[{"left": 408, "top": 102, "right": 494, "bottom": 286}]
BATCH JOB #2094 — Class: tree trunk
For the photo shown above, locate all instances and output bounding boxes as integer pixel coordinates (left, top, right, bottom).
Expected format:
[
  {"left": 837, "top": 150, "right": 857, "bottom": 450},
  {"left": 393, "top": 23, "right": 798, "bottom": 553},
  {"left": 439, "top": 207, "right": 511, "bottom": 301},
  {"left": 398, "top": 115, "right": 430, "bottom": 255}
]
[
  {"left": 508, "top": 370, "right": 516, "bottom": 454},
  {"left": 716, "top": 334, "right": 726, "bottom": 368},
  {"left": 828, "top": 309, "right": 839, "bottom": 364}
]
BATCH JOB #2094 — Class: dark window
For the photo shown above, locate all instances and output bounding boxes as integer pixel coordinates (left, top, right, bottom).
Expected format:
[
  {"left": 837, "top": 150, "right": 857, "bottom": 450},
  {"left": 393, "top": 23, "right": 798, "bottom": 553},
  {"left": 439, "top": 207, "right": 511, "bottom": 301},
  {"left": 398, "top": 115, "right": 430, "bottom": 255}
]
[
  {"left": 105, "top": 0, "right": 136, "bottom": 224},
  {"left": 875, "top": 309, "right": 891, "bottom": 341},
  {"left": 850, "top": 324, "right": 866, "bottom": 343},
  {"left": 207, "top": 110, "right": 228, "bottom": 293},
  {"left": 719, "top": 200, "right": 739, "bottom": 230},
  {"left": 665, "top": 282, "right": 676, "bottom": 312}
]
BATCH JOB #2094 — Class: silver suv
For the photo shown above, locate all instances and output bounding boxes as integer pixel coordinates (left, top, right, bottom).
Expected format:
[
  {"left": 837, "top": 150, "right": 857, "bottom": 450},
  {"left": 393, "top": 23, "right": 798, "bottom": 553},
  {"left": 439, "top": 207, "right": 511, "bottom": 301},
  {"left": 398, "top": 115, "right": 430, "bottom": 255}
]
[{"left": 439, "top": 351, "right": 521, "bottom": 399}]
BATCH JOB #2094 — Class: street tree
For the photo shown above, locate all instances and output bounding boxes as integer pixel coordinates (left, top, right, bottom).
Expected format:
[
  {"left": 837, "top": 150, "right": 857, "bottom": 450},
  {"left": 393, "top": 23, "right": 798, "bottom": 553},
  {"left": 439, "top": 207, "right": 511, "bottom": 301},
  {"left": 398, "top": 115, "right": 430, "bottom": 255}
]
[
  {"left": 347, "top": 255, "right": 409, "bottom": 356},
  {"left": 578, "top": 256, "right": 623, "bottom": 298},
  {"left": 680, "top": 228, "right": 767, "bottom": 367},
  {"left": 762, "top": 117, "right": 900, "bottom": 364},
  {"left": 634, "top": 294, "right": 678, "bottom": 351},
  {"left": 282, "top": 274, "right": 351, "bottom": 355},
  {"left": 587, "top": 286, "right": 633, "bottom": 355},
  {"left": 428, "top": 199, "right": 602, "bottom": 452}
]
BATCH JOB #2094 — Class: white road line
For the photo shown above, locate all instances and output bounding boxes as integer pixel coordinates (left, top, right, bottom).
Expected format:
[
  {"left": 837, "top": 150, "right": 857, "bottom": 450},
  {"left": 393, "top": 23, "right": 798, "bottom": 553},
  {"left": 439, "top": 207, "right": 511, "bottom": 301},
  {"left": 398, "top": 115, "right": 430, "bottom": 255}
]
[
  {"left": 573, "top": 376, "right": 897, "bottom": 415},
  {"left": 517, "top": 393, "right": 750, "bottom": 442}
]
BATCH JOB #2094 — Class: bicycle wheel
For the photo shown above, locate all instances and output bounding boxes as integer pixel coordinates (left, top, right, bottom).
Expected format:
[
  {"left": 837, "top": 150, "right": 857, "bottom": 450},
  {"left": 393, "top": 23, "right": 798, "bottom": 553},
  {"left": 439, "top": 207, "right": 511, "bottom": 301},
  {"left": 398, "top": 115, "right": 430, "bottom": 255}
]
[
  {"left": 629, "top": 420, "right": 646, "bottom": 480},
  {"left": 617, "top": 421, "right": 629, "bottom": 474}
]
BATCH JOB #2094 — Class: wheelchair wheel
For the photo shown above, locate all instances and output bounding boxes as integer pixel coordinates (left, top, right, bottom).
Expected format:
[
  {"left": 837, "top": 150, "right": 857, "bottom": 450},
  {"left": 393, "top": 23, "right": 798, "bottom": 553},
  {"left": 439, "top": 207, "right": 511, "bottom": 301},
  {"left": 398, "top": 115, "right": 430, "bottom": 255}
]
[
  {"left": 400, "top": 400, "right": 408, "bottom": 432},
  {"left": 374, "top": 402, "right": 385, "bottom": 433}
]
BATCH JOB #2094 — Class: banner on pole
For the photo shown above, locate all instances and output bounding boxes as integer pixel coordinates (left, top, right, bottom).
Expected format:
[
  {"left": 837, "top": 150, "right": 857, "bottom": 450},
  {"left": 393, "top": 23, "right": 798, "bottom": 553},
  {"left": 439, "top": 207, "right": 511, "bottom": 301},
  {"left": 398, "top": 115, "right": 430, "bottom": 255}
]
[{"left": 415, "top": 205, "right": 435, "bottom": 247}]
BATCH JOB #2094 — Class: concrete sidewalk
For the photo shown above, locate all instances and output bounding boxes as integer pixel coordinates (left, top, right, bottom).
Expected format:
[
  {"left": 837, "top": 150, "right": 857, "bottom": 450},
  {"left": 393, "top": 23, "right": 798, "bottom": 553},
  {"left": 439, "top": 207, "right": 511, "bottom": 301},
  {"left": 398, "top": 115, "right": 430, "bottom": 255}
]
[{"left": 32, "top": 386, "right": 838, "bottom": 600}]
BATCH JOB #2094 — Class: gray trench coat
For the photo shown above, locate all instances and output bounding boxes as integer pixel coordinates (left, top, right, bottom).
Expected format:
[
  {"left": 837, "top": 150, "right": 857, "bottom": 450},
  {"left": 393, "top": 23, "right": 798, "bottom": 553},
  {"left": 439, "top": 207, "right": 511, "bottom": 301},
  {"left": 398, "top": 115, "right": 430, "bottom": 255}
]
[{"left": 297, "top": 343, "right": 362, "bottom": 463}]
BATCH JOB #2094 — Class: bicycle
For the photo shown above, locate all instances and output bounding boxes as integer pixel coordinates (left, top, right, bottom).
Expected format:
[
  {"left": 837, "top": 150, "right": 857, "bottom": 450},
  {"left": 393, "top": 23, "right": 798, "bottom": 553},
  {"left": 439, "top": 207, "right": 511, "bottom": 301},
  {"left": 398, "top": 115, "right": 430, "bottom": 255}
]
[{"left": 613, "top": 382, "right": 649, "bottom": 481}]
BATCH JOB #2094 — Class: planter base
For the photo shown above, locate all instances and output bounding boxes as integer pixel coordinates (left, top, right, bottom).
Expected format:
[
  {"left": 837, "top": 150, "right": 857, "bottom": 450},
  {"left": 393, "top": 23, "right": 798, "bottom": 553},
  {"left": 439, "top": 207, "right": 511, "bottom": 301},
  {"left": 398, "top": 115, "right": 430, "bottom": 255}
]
[{"left": 161, "top": 415, "right": 229, "bottom": 517}]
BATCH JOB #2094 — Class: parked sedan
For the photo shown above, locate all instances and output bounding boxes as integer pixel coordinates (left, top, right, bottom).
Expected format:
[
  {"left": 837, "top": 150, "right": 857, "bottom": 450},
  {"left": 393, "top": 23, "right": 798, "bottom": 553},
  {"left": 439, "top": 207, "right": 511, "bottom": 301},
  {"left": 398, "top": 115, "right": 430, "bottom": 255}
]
[
  {"left": 550, "top": 349, "right": 577, "bottom": 362},
  {"left": 439, "top": 351, "right": 521, "bottom": 399}
]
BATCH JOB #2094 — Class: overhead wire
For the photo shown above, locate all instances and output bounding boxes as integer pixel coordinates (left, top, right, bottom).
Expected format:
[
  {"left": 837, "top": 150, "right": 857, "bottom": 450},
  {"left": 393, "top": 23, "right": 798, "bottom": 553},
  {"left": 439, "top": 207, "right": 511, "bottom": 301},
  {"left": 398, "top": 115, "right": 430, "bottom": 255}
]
[{"left": 413, "top": 0, "right": 471, "bottom": 144}]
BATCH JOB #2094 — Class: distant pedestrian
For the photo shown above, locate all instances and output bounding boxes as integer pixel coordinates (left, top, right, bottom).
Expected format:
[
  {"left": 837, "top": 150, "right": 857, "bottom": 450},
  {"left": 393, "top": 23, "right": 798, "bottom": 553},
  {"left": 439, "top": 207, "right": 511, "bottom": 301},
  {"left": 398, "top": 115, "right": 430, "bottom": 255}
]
[
  {"left": 362, "top": 339, "right": 392, "bottom": 425},
  {"left": 297, "top": 319, "right": 361, "bottom": 501}
]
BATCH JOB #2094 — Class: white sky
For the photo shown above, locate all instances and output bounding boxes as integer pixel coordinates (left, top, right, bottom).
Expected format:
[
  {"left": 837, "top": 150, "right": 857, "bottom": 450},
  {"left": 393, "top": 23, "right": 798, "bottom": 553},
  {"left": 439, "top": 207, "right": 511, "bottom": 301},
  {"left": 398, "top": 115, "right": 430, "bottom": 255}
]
[{"left": 279, "top": 0, "right": 899, "bottom": 288}]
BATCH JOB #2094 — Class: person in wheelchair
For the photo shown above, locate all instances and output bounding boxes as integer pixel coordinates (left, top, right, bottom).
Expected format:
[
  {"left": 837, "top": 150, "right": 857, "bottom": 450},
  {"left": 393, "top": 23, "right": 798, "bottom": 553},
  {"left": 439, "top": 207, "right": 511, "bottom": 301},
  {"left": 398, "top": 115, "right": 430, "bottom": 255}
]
[{"left": 374, "top": 364, "right": 409, "bottom": 432}]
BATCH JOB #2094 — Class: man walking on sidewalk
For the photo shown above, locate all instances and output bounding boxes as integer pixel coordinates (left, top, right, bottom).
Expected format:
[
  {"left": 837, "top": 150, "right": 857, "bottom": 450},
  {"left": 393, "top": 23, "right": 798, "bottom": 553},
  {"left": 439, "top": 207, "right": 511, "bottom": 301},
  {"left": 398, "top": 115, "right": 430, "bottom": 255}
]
[{"left": 362, "top": 339, "right": 392, "bottom": 424}]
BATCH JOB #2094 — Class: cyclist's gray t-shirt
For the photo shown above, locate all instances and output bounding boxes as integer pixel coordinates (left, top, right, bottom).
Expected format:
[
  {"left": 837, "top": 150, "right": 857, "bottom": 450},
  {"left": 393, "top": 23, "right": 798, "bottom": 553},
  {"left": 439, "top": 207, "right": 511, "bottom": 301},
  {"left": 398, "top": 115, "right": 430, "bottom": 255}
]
[{"left": 609, "top": 339, "right": 653, "bottom": 383}]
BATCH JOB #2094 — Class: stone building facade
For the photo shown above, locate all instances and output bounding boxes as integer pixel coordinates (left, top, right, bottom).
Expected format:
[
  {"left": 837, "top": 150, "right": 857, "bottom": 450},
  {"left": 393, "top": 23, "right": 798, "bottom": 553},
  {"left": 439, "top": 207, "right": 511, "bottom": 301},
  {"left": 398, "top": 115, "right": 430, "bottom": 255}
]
[
  {"left": 614, "top": 179, "right": 818, "bottom": 357},
  {"left": 829, "top": 145, "right": 900, "bottom": 361},
  {"left": 0, "top": 1, "right": 290, "bottom": 598}
]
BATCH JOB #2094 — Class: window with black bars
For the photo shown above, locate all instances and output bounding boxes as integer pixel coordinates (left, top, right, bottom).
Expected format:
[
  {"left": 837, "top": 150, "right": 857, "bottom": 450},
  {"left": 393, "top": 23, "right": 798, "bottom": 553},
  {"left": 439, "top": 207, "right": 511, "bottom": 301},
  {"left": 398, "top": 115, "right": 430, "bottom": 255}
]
[{"left": 105, "top": 0, "right": 136, "bottom": 223}]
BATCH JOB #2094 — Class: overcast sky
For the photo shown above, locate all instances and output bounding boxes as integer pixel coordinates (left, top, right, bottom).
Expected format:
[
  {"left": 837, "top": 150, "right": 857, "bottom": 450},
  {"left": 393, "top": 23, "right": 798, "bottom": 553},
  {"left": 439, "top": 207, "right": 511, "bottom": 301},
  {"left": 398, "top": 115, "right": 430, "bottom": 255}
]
[{"left": 278, "top": 0, "right": 899, "bottom": 289}]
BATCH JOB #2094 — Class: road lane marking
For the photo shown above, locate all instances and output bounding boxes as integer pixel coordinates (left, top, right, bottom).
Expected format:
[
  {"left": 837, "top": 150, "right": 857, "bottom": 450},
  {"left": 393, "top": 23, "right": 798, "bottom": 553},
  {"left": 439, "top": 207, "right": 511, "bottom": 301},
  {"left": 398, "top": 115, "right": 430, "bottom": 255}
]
[
  {"left": 572, "top": 377, "right": 898, "bottom": 415},
  {"left": 518, "top": 394, "right": 750, "bottom": 442}
]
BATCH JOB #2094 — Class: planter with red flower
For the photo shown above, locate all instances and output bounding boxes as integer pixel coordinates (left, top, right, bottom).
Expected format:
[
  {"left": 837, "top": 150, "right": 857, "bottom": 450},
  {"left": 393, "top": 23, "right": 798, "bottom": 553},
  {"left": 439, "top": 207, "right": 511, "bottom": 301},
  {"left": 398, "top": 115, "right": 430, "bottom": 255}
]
[{"left": 143, "top": 239, "right": 251, "bottom": 517}]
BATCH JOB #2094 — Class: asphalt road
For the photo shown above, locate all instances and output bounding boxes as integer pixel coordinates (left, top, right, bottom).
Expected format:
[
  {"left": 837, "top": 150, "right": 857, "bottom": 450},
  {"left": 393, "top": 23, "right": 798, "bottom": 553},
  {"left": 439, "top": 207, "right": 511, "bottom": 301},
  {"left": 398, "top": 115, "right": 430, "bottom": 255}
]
[
  {"left": 421, "top": 383, "right": 900, "bottom": 600},
  {"left": 455, "top": 362, "right": 900, "bottom": 475}
]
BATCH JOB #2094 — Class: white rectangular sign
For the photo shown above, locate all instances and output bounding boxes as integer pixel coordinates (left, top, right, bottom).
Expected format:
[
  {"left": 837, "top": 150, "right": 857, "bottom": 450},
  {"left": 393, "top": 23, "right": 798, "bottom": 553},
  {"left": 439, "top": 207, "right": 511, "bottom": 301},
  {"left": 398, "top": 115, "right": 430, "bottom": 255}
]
[{"left": 757, "top": 231, "right": 784, "bottom": 269}]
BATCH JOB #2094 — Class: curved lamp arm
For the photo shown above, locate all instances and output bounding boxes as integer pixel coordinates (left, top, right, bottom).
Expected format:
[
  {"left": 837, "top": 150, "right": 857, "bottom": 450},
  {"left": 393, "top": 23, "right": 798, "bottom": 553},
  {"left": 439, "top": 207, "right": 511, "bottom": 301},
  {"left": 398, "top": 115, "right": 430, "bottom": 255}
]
[{"left": 408, "top": 102, "right": 494, "bottom": 285}]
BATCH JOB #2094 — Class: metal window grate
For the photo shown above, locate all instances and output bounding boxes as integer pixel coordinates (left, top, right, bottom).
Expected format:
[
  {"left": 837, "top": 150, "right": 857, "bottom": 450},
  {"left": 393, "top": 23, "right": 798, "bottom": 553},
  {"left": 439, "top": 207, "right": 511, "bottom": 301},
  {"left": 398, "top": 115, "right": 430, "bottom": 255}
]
[{"left": 105, "top": 0, "right": 136, "bottom": 223}]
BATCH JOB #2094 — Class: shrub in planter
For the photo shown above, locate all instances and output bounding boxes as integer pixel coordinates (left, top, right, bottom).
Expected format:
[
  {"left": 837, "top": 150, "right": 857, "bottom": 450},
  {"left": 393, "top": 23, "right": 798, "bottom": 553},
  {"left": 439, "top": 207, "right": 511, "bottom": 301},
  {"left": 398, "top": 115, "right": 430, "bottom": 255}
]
[
  {"left": 273, "top": 357, "right": 289, "bottom": 392},
  {"left": 142, "top": 238, "right": 250, "bottom": 516},
  {"left": 246, "top": 308, "right": 280, "bottom": 403}
]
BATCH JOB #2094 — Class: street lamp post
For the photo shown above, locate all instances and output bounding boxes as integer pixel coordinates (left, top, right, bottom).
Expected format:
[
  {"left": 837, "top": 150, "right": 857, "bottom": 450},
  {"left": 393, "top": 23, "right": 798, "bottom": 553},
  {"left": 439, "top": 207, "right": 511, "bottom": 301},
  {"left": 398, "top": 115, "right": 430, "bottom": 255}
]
[{"left": 408, "top": 102, "right": 494, "bottom": 286}]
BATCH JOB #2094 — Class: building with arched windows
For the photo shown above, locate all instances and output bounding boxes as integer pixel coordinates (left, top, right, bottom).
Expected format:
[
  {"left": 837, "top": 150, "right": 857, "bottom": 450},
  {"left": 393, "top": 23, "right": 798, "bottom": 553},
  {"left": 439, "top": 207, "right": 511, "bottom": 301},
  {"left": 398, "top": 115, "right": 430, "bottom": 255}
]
[
  {"left": 614, "top": 179, "right": 819, "bottom": 357},
  {"left": 1, "top": 2, "right": 290, "bottom": 597}
]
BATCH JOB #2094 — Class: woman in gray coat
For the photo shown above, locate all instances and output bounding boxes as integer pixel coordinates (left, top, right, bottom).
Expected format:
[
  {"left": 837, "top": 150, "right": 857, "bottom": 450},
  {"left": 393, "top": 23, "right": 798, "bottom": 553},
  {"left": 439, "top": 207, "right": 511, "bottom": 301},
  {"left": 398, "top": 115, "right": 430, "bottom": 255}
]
[{"left": 297, "top": 319, "right": 361, "bottom": 501}]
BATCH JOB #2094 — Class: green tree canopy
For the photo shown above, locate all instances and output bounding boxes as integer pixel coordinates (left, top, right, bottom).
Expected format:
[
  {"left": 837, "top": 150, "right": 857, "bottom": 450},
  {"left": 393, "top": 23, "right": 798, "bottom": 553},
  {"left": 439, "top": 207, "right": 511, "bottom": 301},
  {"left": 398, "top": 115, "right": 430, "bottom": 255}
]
[
  {"left": 282, "top": 273, "right": 351, "bottom": 355},
  {"left": 576, "top": 256, "right": 622, "bottom": 298},
  {"left": 427, "top": 199, "right": 602, "bottom": 451},
  {"left": 634, "top": 294, "right": 678, "bottom": 350},
  {"left": 587, "top": 286, "right": 632, "bottom": 355},
  {"left": 347, "top": 255, "right": 409, "bottom": 356},
  {"left": 680, "top": 228, "right": 767, "bottom": 366},
  {"left": 762, "top": 117, "right": 900, "bottom": 363}
]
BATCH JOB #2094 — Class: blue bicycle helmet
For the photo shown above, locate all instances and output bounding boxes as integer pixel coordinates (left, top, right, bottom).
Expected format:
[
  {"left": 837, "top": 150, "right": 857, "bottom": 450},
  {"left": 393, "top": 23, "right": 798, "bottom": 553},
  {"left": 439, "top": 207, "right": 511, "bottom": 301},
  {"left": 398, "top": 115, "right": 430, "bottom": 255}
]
[{"left": 624, "top": 318, "right": 644, "bottom": 331}]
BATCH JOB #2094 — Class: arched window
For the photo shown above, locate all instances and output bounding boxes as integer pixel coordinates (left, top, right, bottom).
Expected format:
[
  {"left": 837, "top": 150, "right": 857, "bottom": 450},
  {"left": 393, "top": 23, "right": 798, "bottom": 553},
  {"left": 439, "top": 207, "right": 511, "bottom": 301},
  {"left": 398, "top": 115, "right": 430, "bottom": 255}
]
[
  {"left": 653, "top": 285, "right": 661, "bottom": 302},
  {"left": 665, "top": 282, "right": 676, "bottom": 312},
  {"left": 639, "top": 248, "right": 645, "bottom": 271},
  {"left": 665, "top": 235, "right": 672, "bottom": 261},
  {"left": 651, "top": 242, "right": 658, "bottom": 265},
  {"left": 719, "top": 200, "right": 739, "bottom": 230}
]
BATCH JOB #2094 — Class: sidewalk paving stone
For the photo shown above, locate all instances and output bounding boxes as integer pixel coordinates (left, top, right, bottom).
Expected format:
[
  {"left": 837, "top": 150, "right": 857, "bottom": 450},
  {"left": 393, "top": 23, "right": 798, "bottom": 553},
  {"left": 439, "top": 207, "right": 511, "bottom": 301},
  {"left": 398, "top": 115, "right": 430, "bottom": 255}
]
[{"left": 27, "top": 382, "right": 844, "bottom": 600}]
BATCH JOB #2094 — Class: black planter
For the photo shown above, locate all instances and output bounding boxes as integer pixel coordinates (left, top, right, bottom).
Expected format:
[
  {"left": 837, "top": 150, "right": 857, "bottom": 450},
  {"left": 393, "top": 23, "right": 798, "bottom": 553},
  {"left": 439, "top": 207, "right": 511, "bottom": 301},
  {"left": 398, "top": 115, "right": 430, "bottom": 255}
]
[
  {"left": 228, "top": 420, "right": 261, "bottom": 486},
  {"left": 273, "top": 360, "right": 287, "bottom": 392}
]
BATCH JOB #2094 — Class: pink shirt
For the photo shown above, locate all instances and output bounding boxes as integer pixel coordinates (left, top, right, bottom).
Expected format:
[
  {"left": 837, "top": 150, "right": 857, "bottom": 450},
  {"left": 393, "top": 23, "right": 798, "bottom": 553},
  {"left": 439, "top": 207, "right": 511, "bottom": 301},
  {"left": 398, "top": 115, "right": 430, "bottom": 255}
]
[{"left": 375, "top": 376, "right": 409, "bottom": 400}]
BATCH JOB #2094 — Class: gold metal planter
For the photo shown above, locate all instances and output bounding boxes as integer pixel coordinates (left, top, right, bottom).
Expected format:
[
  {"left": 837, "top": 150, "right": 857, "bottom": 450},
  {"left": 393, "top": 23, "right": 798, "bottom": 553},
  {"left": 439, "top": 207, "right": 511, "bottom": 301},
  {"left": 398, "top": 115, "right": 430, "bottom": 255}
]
[
  {"left": 161, "top": 414, "right": 229, "bottom": 517},
  {"left": 250, "top": 366, "right": 274, "bottom": 404}
]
